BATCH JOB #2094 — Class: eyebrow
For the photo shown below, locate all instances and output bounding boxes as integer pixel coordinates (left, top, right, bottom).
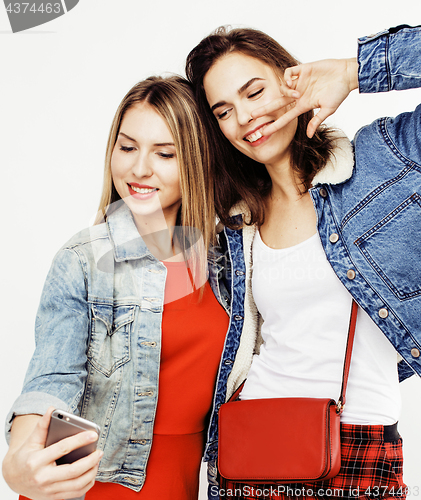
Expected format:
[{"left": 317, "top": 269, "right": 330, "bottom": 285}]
[
  {"left": 210, "top": 77, "right": 265, "bottom": 112},
  {"left": 118, "top": 133, "right": 174, "bottom": 147},
  {"left": 119, "top": 132, "right": 136, "bottom": 142}
]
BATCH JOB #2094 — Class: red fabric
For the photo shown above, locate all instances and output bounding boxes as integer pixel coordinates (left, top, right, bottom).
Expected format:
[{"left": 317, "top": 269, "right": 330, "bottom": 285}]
[
  {"left": 85, "top": 432, "right": 205, "bottom": 500},
  {"left": 221, "top": 423, "right": 406, "bottom": 500}
]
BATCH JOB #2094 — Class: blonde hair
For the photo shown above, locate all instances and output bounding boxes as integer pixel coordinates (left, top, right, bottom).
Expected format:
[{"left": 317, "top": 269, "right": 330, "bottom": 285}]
[{"left": 95, "top": 76, "right": 215, "bottom": 291}]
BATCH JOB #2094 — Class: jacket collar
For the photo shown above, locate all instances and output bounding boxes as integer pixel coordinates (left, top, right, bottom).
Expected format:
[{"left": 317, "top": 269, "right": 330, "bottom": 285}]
[
  {"left": 310, "top": 132, "right": 354, "bottom": 187},
  {"left": 229, "top": 131, "right": 354, "bottom": 219},
  {"left": 106, "top": 202, "right": 150, "bottom": 261}
]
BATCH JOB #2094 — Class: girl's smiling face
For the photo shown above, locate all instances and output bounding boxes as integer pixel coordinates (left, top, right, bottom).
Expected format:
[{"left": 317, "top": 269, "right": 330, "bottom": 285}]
[
  {"left": 203, "top": 51, "right": 297, "bottom": 168},
  {"left": 111, "top": 102, "right": 182, "bottom": 226}
]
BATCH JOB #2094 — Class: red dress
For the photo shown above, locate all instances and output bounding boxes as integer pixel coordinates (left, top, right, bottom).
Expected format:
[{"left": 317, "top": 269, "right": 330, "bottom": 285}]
[{"left": 29, "top": 260, "right": 227, "bottom": 500}]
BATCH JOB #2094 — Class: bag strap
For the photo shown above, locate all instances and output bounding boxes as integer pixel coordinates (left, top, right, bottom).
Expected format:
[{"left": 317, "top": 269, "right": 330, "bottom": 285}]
[
  {"left": 227, "top": 299, "right": 359, "bottom": 413},
  {"left": 336, "top": 299, "right": 358, "bottom": 414}
]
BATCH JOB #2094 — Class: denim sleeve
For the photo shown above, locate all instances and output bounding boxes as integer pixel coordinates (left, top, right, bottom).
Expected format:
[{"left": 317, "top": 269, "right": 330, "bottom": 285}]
[
  {"left": 358, "top": 24, "right": 421, "bottom": 93},
  {"left": 357, "top": 25, "right": 421, "bottom": 165},
  {"left": 5, "top": 247, "right": 89, "bottom": 443}
]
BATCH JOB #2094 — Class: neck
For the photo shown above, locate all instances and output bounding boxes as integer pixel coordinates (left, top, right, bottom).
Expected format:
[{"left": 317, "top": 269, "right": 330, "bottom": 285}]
[
  {"left": 132, "top": 210, "right": 182, "bottom": 261},
  {"left": 265, "top": 156, "right": 305, "bottom": 203}
]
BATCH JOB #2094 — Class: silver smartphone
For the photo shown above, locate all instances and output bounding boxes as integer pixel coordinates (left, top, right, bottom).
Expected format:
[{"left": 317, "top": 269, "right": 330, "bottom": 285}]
[{"left": 45, "top": 409, "right": 100, "bottom": 465}]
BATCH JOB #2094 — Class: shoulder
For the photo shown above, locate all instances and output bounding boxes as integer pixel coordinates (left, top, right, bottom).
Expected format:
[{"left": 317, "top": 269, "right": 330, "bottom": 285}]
[
  {"left": 50, "top": 223, "right": 112, "bottom": 273},
  {"left": 353, "top": 103, "right": 421, "bottom": 168},
  {"left": 61, "top": 223, "right": 109, "bottom": 250}
]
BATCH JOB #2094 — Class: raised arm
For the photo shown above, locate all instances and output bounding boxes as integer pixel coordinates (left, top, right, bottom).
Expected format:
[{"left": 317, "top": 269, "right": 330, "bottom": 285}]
[
  {"left": 358, "top": 24, "right": 421, "bottom": 93},
  {"left": 255, "top": 24, "right": 421, "bottom": 138},
  {"left": 356, "top": 24, "right": 421, "bottom": 163}
]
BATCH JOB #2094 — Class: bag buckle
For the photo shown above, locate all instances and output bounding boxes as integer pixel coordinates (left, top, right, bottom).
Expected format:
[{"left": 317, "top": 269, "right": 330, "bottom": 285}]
[{"left": 336, "top": 400, "right": 345, "bottom": 415}]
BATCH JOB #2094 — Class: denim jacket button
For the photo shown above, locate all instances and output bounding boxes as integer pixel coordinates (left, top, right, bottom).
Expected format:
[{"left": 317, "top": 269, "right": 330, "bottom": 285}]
[
  {"left": 138, "top": 390, "right": 154, "bottom": 396},
  {"left": 346, "top": 269, "right": 356, "bottom": 280},
  {"left": 124, "top": 477, "right": 140, "bottom": 484},
  {"left": 319, "top": 188, "right": 328, "bottom": 198},
  {"left": 329, "top": 233, "right": 339, "bottom": 243},
  {"left": 411, "top": 348, "right": 420, "bottom": 358},
  {"left": 378, "top": 308, "right": 389, "bottom": 319}
]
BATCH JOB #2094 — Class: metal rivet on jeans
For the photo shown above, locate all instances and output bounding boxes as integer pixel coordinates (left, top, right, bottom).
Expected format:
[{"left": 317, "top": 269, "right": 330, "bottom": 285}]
[
  {"left": 378, "top": 308, "right": 389, "bottom": 319},
  {"left": 346, "top": 269, "right": 356, "bottom": 280}
]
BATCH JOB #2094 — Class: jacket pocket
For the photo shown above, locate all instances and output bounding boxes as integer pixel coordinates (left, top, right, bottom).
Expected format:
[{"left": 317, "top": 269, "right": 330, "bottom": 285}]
[
  {"left": 355, "top": 193, "right": 421, "bottom": 300},
  {"left": 88, "top": 303, "right": 135, "bottom": 377}
]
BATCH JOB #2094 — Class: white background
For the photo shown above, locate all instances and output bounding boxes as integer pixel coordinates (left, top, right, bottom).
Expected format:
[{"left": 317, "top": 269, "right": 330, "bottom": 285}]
[{"left": 1, "top": 1, "right": 420, "bottom": 498}]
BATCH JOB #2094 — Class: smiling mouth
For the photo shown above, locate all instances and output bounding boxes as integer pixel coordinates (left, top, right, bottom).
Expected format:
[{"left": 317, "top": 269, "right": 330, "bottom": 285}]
[
  {"left": 243, "top": 122, "right": 273, "bottom": 143},
  {"left": 129, "top": 184, "right": 158, "bottom": 194}
]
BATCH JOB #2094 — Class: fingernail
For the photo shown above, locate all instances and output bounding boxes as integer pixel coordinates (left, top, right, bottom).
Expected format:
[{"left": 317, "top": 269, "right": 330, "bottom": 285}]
[
  {"left": 98, "top": 450, "right": 104, "bottom": 459},
  {"left": 292, "top": 91, "right": 300, "bottom": 98},
  {"left": 88, "top": 432, "right": 98, "bottom": 441}
]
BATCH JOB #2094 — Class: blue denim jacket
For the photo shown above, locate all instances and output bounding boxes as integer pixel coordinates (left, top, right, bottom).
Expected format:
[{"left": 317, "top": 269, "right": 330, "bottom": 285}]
[
  {"left": 6, "top": 202, "right": 229, "bottom": 492},
  {"left": 204, "top": 25, "right": 421, "bottom": 497}
]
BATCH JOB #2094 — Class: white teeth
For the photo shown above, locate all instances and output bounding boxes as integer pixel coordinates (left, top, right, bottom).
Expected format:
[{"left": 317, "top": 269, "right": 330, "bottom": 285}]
[
  {"left": 130, "top": 185, "right": 157, "bottom": 194},
  {"left": 245, "top": 129, "right": 263, "bottom": 143}
]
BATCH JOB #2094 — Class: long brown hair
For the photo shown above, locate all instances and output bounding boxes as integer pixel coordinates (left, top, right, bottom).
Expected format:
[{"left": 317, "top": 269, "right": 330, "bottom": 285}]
[
  {"left": 186, "top": 26, "right": 335, "bottom": 228},
  {"left": 95, "top": 76, "right": 214, "bottom": 290}
]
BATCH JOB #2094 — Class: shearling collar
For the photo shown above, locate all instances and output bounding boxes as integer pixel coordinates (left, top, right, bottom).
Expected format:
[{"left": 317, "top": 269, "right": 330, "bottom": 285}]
[
  {"left": 229, "top": 131, "right": 354, "bottom": 219},
  {"left": 311, "top": 132, "right": 354, "bottom": 186}
]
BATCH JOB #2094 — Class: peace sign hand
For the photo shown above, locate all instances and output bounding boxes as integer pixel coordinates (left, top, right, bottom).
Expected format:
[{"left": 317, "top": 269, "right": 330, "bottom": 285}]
[{"left": 253, "top": 58, "right": 359, "bottom": 138}]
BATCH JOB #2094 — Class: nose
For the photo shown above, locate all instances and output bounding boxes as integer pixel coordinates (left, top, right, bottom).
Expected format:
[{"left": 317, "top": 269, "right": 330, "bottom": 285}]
[
  {"left": 237, "top": 104, "right": 253, "bottom": 126},
  {"left": 132, "top": 152, "right": 153, "bottom": 178}
]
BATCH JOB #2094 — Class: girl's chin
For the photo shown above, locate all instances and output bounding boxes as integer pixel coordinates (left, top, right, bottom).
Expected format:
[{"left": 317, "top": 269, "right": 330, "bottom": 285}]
[
  {"left": 123, "top": 198, "right": 163, "bottom": 216},
  {"left": 243, "top": 142, "right": 292, "bottom": 166}
]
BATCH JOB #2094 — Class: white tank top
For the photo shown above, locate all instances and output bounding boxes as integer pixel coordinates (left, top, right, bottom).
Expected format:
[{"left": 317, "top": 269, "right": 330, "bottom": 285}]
[{"left": 240, "top": 230, "right": 401, "bottom": 425}]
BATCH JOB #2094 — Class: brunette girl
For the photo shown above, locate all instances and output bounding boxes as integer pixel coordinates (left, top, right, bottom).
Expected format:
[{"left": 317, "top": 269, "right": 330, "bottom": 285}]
[{"left": 186, "top": 24, "right": 421, "bottom": 499}]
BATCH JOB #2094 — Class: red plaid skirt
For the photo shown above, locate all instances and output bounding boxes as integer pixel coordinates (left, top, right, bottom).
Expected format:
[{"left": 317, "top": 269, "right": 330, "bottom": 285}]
[{"left": 220, "top": 423, "right": 406, "bottom": 500}]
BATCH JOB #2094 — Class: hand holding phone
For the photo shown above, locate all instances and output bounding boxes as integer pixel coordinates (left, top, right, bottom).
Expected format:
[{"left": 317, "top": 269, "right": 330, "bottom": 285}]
[
  {"left": 46, "top": 409, "right": 100, "bottom": 464},
  {"left": 4, "top": 407, "right": 102, "bottom": 500}
]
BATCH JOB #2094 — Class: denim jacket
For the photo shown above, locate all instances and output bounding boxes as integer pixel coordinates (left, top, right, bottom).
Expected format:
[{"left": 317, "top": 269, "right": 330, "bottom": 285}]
[
  {"left": 204, "top": 25, "right": 421, "bottom": 497},
  {"left": 6, "top": 202, "right": 229, "bottom": 492}
]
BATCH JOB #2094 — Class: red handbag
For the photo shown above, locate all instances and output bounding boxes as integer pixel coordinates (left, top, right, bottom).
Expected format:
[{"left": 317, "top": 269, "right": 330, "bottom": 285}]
[{"left": 218, "top": 300, "right": 358, "bottom": 484}]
